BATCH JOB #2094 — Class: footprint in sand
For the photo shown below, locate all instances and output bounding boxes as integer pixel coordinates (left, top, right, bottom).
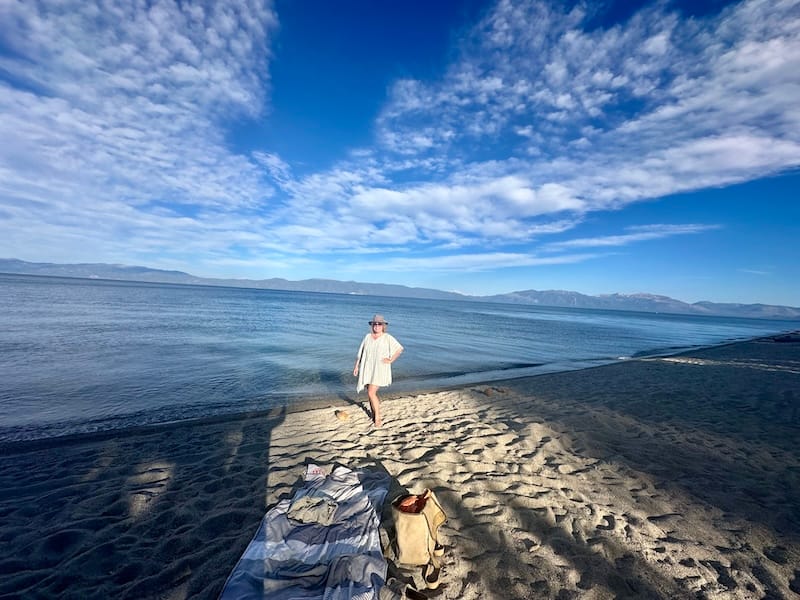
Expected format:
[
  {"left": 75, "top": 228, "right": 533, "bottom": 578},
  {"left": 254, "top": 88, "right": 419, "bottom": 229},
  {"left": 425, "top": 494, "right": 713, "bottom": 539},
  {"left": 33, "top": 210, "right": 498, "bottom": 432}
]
[
  {"left": 702, "top": 560, "right": 737, "bottom": 591},
  {"left": 647, "top": 513, "right": 682, "bottom": 523},
  {"left": 125, "top": 461, "right": 174, "bottom": 517},
  {"left": 790, "top": 570, "right": 800, "bottom": 594},
  {"left": 763, "top": 545, "right": 789, "bottom": 564},
  {"left": 597, "top": 514, "right": 616, "bottom": 531},
  {"left": 400, "top": 446, "right": 432, "bottom": 461}
]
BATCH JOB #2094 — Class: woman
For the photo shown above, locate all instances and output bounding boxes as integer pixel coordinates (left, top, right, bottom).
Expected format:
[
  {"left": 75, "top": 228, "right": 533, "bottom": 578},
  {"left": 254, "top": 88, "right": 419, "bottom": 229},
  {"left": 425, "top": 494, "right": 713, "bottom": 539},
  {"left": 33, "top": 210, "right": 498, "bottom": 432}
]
[{"left": 353, "top": 314, "right": 403, "bottom": 427}]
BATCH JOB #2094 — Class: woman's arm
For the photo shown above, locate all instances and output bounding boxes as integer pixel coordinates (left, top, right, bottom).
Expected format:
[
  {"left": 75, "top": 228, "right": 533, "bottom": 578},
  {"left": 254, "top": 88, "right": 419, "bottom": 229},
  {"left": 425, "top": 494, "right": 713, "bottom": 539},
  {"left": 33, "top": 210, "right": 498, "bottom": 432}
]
[
  {"left": 384, "top": 347, "right": 403, "bottom": 364},
  {"left": 383, "top": 336, "right": 403, "bottom": 364}
]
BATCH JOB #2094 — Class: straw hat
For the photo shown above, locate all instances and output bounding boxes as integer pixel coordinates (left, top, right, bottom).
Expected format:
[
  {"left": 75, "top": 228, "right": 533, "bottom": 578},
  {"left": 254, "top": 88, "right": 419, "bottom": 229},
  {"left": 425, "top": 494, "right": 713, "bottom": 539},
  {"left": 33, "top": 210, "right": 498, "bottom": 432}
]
[{"left": 369, "top": 314, "right": 388, "bottom": 325}]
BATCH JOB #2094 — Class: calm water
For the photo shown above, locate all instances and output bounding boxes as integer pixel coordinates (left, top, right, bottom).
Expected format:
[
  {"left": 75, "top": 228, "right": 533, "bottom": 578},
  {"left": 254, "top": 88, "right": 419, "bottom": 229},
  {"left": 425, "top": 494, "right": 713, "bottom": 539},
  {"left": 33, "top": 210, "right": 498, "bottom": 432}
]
[{"left": 1, "top": 273, "right": 797, "bottom": 443}]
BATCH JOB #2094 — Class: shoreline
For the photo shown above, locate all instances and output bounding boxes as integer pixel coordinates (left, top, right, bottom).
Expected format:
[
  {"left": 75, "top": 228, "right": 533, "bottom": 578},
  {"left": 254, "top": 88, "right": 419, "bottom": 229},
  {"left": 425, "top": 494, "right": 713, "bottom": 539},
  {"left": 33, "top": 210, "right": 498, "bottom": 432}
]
[
  {"left": 1, "top": 334, "right": 799, "bottom": 598},
  {"left": 3, "top": 331, "right": 796, "bottom": 455}
]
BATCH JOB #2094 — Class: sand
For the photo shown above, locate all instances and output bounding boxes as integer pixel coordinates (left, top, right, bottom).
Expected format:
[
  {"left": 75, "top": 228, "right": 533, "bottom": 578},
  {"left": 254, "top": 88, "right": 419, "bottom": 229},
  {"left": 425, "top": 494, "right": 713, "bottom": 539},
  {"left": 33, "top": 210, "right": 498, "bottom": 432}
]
[{"left": 1, "top": 335, "right": 799, "bottom": 599}]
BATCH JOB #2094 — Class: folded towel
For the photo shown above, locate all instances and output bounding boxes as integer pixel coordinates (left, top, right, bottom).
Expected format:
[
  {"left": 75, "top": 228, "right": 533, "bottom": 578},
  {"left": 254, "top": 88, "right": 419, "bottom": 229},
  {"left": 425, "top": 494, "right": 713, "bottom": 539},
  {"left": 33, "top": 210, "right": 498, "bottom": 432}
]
[{"left": 288, "top": 494, "right": 339, "bottom": 526}]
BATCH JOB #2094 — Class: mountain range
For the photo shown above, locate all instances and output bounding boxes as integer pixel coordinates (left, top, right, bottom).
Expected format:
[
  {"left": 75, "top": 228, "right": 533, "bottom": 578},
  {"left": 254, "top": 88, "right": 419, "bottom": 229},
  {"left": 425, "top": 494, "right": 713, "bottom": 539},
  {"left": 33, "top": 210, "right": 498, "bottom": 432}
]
[{"left": 2, "top": 258, "right": 799, "bottom": 320}]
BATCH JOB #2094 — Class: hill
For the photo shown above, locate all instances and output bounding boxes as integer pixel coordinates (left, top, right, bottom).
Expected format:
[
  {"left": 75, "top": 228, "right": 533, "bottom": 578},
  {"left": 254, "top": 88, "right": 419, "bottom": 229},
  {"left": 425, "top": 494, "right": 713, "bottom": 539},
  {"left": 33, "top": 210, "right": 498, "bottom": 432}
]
[{"left": 2, "top": 258, "right": 798, "bottom": 320}]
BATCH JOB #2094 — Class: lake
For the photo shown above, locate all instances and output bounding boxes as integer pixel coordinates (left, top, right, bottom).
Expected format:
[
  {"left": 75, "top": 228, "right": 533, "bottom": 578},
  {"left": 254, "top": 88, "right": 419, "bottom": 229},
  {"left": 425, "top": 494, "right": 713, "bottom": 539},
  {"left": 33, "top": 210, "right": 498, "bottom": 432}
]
[{"left": 1, "top": 273, "right": 797, "bottom": 443}]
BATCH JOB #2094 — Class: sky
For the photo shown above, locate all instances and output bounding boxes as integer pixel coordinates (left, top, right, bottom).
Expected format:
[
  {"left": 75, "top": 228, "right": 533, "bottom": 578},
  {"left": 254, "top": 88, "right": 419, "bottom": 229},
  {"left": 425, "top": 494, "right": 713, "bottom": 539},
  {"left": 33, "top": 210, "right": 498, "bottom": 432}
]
[{"left": 0, "top": 0, "right": 799, "bottom": 306}]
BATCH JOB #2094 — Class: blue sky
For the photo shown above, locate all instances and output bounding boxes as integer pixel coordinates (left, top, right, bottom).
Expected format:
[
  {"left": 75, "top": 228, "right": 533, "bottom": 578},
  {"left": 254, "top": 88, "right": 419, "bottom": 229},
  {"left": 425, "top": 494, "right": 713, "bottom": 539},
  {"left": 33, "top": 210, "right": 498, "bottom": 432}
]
[{"left": 1, "top": 0, "right": 798, "bottom": 306}]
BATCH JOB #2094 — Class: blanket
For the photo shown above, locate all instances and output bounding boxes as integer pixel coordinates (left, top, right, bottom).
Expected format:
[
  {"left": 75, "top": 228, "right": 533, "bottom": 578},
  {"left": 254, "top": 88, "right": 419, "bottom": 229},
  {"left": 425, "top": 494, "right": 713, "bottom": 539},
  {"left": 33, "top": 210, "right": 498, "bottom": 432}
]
[{"left": 220, "top": 464, "right": 391, "bottom": 600}]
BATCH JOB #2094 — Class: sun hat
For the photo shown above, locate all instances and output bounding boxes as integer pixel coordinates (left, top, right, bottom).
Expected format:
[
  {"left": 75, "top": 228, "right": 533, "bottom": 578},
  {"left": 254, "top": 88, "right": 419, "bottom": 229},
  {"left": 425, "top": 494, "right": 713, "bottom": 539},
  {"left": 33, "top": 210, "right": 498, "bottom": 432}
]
[{"left": 369, "top": 314, "right": 388, "bottom": 325}]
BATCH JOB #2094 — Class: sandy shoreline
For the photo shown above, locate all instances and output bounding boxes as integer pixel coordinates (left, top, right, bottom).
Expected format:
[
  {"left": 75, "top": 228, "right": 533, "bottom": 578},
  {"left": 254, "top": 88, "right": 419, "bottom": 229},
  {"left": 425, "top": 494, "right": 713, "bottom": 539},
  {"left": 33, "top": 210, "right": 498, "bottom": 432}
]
[{"left": 1, "top": 335, "right": 799, "bottom": 599}]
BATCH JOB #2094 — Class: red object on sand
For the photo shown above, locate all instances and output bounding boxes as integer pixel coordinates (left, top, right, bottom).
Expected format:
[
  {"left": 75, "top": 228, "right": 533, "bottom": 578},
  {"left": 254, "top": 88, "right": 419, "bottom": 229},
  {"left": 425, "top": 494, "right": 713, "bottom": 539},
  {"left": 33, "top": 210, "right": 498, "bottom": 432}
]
[{"left": 396, "top": 494, "right": 427, "bottom": 513}]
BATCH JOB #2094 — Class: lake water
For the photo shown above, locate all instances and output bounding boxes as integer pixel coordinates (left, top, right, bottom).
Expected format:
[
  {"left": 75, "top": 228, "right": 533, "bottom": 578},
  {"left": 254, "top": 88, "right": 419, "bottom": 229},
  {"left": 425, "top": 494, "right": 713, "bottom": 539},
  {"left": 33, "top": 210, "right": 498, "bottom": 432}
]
[{"left": 1, "top": 273, "right": 797, "bottom": 443}]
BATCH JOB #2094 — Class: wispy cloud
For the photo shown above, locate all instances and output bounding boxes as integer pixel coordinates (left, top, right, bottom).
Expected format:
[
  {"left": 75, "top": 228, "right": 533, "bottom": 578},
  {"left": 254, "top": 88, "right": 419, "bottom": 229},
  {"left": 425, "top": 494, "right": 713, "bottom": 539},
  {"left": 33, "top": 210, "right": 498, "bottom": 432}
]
[
  {"left": 738, "top": 268, "right": 773, "bottom": 276},
  {"left": 0, "top": 0, "right": 798, "bottom": 277},
  {"left": 349, "top": 250, "right": 603, "bottom": 273},
  {"left": 0, "top": 0, "right": 278, "bottom": 265},
  {"left": 544, "top": 224, "right": 721, "bottom": 251}
]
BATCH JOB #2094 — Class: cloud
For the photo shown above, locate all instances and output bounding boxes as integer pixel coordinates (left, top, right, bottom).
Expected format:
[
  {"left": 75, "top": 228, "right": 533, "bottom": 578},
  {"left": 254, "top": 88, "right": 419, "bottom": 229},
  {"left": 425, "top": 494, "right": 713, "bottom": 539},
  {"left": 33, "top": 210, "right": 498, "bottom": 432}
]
[
  {"left": 253, "top": 151, "right": 290, "bottom": 178},
  {"left": 544, "top": 224, "right": 721, "bottom": 251},
  {"left": 0, "top": 0, "right": 277, "bottom": 211},
  {"left": 376, "top": 0, "right": 800, "bottom": 199},
  {"left": 266, "top": 0, "right": 799, "bottom": 259},
  {"left": 738, "top": 268, "right": 772, "bottom": 276},
  {"left": 308, "top": 0, "right": 797, "bottom": 269},
  {"left": 350, "top": 250, "right": 603, "bottom": 273},
  {"left": 1, "top": 0, "right": 799, "bottom": 274}
]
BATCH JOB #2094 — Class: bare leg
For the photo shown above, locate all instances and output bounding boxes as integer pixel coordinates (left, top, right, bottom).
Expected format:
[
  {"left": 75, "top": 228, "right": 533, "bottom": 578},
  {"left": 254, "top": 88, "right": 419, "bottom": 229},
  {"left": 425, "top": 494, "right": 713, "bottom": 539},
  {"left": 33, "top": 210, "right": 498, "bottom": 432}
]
[{"left": 367, "top": 384, "right": 382, "bottom": 427}]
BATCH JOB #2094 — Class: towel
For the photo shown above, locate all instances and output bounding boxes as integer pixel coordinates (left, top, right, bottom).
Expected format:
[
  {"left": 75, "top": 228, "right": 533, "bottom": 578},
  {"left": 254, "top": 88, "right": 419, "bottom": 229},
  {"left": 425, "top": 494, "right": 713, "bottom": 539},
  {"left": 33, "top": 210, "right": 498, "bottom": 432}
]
[{"left": 220, "top": 464, "right": 391, "bottom": 600}]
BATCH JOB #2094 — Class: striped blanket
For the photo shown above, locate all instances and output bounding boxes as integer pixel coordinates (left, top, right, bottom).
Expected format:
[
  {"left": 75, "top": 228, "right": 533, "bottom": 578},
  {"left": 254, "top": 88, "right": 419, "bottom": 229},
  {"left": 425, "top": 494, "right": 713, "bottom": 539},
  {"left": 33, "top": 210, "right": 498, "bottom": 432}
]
[{"left": 220, "top": 464, "right": 391, "bottom": 600}]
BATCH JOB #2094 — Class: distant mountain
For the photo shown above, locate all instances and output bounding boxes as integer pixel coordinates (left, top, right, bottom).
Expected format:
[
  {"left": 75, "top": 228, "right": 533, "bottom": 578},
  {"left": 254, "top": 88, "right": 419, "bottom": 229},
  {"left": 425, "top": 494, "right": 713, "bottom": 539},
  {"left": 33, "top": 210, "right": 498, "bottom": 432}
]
[
  {"left": 0, "top": 259, "right": 463, "bottom": 300},
  {"left": 2, "top": 258, "right": 799, "bottom": 320},
  {"left": 487, "top": 290, "right": 700, "bottom": 313},
  {"left": 693, "top": 301, "right": 800, "bottom": 320},
  {"left": 486, "top": 289, "right": 800, "bottom": 319}
]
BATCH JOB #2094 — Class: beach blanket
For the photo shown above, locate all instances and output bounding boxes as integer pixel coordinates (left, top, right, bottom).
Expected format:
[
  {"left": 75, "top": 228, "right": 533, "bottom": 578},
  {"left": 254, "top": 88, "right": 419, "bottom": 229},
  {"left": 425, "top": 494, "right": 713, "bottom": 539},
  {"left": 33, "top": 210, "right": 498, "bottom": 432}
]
[{"left": 220, "top": 464, "right": 391, "bottom": 600}]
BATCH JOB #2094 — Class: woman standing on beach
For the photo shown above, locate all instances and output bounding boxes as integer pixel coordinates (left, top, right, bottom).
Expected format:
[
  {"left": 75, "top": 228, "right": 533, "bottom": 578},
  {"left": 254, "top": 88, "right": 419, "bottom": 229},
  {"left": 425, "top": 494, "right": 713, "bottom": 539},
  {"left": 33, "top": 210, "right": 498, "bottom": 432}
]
[{"left": 353, "top": 314, "right": 403, "bottom": 427}]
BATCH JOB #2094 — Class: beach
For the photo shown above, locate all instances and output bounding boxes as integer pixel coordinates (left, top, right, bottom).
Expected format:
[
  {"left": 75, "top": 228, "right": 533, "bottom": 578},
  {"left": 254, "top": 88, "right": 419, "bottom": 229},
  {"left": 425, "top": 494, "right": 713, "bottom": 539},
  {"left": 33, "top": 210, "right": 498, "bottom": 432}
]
[{"left": 1, "top": 335, "right": 798, "bottom": 599}]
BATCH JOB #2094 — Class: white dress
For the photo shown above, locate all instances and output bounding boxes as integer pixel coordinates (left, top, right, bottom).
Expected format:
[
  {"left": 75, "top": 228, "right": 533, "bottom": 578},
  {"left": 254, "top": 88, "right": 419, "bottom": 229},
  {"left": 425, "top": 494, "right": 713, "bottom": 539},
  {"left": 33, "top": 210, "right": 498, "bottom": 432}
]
[{"left": 356, "top": 333, "right": 403, "bottom": 393}]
